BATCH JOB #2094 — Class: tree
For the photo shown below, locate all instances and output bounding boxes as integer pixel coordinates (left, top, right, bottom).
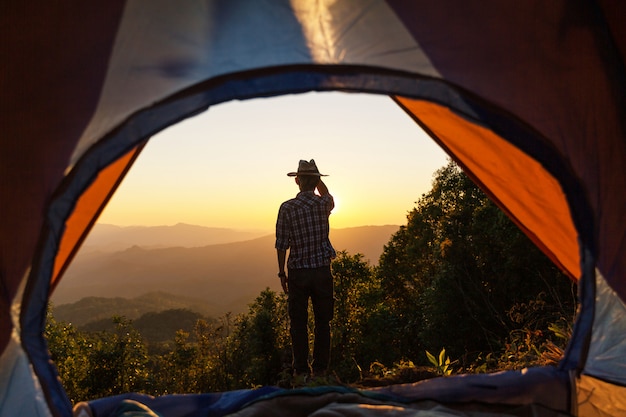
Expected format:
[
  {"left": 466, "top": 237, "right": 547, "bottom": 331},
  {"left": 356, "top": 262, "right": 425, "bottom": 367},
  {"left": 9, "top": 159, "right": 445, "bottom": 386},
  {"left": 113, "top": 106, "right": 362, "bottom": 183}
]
[
  {"left": 46, "top": 310, "right": 149, "bottom": 401},
  {"left": 45, "top": 307, "right": 91, "bottom": 403},
  {"left": 377, "top": 161, "right": 577, "bottom": 363},
  {"left": 225, "top": 289, "right": 290, "bottom": 387},
  {"left": 330, "top": 251, "right": 375, "bottom": 380},
  {"left": 84, "top": 316, "right": 149, "bottom": 398}
]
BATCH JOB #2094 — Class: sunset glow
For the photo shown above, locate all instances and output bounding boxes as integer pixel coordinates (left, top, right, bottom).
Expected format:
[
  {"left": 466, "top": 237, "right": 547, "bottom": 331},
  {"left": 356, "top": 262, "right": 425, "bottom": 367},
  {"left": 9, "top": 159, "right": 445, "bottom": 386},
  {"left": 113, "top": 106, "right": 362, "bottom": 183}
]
[{"left": 97, "top": 92, "right": 449, "bottom": 232}]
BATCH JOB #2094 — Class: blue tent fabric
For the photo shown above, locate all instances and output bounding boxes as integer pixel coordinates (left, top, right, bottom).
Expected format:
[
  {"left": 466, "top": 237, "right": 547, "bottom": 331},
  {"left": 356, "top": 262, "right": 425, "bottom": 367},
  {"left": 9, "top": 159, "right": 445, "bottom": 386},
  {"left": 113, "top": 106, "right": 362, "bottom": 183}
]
[
  {"left": 82, "top": 368, "right": 570, "bottom": 417},
  {"left": 111, "top": 400, "right": 163, "bottom": 417},
  {"left": 84, "top": 386, "right": 281, "bottom": 417}
]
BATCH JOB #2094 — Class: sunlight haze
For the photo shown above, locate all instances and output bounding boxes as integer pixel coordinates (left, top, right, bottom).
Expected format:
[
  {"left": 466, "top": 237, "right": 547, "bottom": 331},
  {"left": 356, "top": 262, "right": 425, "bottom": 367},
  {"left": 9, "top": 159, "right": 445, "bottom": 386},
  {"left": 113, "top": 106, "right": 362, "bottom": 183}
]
[{"left": 97, "top": 92, "right": 449, "bottom": 232}]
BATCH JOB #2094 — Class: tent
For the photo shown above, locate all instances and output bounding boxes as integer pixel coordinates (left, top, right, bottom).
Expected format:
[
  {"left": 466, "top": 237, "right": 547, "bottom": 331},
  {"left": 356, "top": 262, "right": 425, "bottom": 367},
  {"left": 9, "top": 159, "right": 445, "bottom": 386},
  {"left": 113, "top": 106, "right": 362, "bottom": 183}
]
[{"left": 1, "top": 1, "right": 625, "bottom": 416}]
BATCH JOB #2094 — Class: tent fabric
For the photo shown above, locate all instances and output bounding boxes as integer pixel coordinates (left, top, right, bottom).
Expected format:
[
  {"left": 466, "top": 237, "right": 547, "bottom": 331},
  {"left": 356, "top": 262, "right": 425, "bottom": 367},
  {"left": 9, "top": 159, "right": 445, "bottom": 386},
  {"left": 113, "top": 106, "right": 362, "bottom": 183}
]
[
  {"left": 0, "top": 0, "right": 127, "bottom": 355},
  {"left": 576, "top": 374, "right": 626, "bottom": 417},
  {"left": 68, "top": 0, "right": 441, "bottom": 168},
  {"left": 77, "top": 386, "right": 281, "bottom": 417},
  {"left": 1, "top": 1, "right": 625, "bottom": 417},
  {"left": 81, "top": 368, "right": 570, "bottom": 417},
  {"left": 584, "top": 270, "right": 626, "bottom": 385},
  {"left": 388, "top": 0, "right": 626, "bottom": 301},
  {"left": 0, "top": 336, "right": 51, "bottom": 417},
  {"left": 51, "top": 144, "right": 145, "bottom": 291}
]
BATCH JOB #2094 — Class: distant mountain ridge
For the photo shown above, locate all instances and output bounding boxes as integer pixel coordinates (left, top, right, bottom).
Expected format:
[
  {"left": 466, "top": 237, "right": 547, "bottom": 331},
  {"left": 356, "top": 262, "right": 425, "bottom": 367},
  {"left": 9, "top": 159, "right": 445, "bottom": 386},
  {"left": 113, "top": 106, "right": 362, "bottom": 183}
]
[
  {"left": 52, "top": 224, "right": 399, "bottom": 320},
  {"left": 80, "top": 223, "right": 268, "bottom": 252}
]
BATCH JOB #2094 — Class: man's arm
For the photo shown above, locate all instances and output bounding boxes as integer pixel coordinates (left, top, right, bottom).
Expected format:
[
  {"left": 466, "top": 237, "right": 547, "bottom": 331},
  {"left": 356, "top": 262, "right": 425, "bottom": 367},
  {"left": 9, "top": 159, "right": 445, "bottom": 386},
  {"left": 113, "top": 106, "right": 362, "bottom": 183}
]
[
  {"left": 316, "top": 179, "right": 330, "bottom": 196},
  {"left": 316, "top": 179, "right": 334, "bottom": 211},
  {"left": 277, "top": 248, "right": 288, "bottom": 293}
]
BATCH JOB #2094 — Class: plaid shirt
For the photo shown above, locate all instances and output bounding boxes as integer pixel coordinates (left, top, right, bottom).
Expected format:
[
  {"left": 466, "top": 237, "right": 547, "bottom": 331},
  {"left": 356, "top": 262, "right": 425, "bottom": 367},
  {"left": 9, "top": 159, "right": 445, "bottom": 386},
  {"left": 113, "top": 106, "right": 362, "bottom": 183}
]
[{"left": 275, "top": 191, "right": 336, "bottom": 269}]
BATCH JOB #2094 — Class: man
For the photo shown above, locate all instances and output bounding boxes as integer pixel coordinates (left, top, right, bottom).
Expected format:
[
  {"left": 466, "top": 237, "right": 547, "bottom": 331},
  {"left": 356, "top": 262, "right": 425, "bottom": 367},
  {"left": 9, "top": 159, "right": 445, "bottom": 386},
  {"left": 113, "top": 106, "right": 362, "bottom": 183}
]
[{"left": 276, "top": 159, "right": 336, "bottom": 380}]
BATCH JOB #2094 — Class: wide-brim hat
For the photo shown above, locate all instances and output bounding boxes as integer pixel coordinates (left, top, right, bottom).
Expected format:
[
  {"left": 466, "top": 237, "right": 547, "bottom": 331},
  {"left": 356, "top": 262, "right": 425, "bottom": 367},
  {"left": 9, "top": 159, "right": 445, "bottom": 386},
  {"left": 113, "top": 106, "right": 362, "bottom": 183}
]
[{"left": 287, "top": 159, "right": 328, "bottom": 177}]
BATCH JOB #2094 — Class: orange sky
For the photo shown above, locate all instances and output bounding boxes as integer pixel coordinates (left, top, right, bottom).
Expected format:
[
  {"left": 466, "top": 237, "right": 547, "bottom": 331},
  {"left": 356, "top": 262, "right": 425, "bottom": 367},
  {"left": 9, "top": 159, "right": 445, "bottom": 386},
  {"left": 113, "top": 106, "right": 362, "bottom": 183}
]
[{"left": 97, "top": 92, "right": 449, "bottom": 232}]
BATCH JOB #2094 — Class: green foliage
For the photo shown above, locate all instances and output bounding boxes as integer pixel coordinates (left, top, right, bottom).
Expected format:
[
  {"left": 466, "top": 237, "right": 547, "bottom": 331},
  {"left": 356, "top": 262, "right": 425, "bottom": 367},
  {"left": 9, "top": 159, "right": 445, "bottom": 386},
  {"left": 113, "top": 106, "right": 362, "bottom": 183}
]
[
  {"left": 148, "top": 315, "right": 236, "bottom": 394},
  {"left": 425, "top": 348, "right": 453, "bottom": 376},
  {"left": 489, "top": 294, "right": 573, "bottom": 371},
  {"left": 330, "top": 251, "right": 376, "bottom": 380},
  {"left": 83, "top": 316, "right": 149, "bottom": 398},
  {"left": 219, "top": 289, "right": 291, "bottom": 389},
  {"left": 133, "top": 309, "right": 206, "bottom": 343},
  {"left": 361, "top": 360, "right": 437, "bottom": 386},
  {"left": 45, "top": 308, "right": 92, "bottom": 403},
  {"left": 47, "top": 313, "right": 150, "bottom": 401},
  {"left": 376, "top": 161, "right": 577, "bottom": 362}
]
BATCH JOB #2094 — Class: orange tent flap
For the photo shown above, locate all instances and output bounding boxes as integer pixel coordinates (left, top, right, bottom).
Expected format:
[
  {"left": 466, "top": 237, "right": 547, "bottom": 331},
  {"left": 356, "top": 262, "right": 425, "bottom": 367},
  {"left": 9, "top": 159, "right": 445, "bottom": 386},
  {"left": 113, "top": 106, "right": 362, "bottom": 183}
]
[
  {"left": 394, "top": 96, "right": 580, "bottom": 280},
  {"left": 51, "top": 144, "right": 144, "bottom": 291}
]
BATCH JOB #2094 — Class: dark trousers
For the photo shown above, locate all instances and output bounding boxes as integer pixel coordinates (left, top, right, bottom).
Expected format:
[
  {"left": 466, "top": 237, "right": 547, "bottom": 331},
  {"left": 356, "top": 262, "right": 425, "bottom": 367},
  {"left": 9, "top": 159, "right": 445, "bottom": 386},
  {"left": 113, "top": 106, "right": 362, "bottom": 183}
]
[{"left": 288, "top": 265, "right": 334, "bottom": 374}]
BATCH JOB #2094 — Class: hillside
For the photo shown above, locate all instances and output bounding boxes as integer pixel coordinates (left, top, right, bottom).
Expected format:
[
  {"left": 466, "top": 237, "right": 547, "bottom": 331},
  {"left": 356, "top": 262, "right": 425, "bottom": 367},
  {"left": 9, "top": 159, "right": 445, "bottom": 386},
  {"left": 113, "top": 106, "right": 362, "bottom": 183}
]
[
  {"left": 52, "top": 291, "right": 216, "bottom": 327},
  {"left": 51, "top": 225, "right": 399, "bottom": 318}
]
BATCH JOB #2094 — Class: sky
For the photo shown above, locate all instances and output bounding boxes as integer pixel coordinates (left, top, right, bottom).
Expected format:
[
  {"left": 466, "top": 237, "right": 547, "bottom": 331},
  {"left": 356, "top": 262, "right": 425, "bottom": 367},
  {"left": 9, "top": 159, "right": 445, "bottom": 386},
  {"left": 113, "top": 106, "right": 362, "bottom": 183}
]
[{"left": 97, "top": 91, "right": 449, "bottom": 233}]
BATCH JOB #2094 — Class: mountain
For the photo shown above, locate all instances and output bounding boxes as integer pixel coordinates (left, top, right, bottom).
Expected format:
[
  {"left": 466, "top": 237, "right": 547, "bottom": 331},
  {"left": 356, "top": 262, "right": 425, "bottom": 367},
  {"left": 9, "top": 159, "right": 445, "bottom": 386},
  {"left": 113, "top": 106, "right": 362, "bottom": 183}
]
[
  {"left": 52, "top": 291, "right": 215, "bottom": 327},
  {"left": 80, "top": 308, "right": 209, "bottom": 344},
  {"left": 79, "top": 223, "right": 268, "bottom": 252},
  {"left": 330, "top": 226, "right": 398, "bottom": 265},
  {"left": 51, "top": 225, "right": 399, "bottom": 318}
]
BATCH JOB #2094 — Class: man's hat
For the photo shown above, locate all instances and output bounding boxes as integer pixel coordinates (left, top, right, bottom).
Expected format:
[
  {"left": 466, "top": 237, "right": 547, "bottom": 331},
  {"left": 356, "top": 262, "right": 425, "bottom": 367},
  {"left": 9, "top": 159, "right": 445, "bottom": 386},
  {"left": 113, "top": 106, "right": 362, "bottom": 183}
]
[{"left": 287, "top": 159, "right": 328, "bottom": 177}]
